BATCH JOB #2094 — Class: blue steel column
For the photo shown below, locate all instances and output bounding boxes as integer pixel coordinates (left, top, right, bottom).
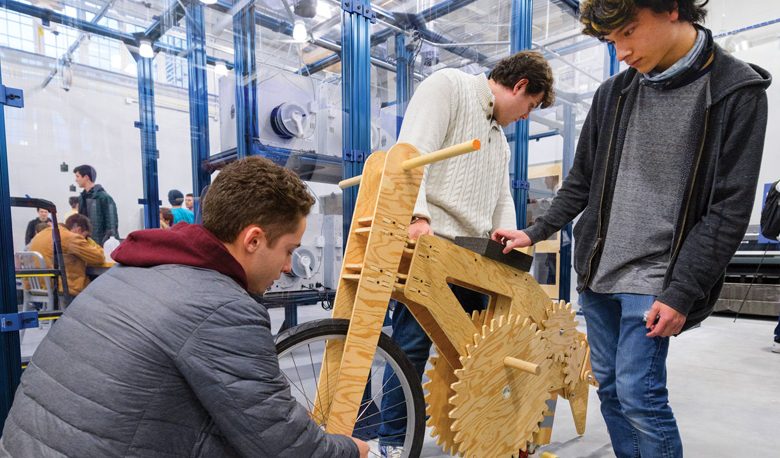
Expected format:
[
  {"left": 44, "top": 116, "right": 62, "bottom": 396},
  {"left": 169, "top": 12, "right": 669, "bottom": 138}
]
[
  {"left": 0, "top": 60, "right": 22, "bottom": 433},
  {"left": 233, "top": 3, "right": 258, "bottom": 159},
  {"left": 559, "top": 102, "right": 576, "bottom": 301},
  {"left": 186, "top": 2, "right": 211, "bottom": 202},
  {"left": 394, "top": 32, "right": 413, "bottom": 136},
  {"left": 341, "top": 0, "right": 375, "bottom": 238},
  {"left": 134, "top": 54, "right": 161, "bottom": 228},
  {"left": 608, "top": 43, "right": 620, "bottom": 76},
  {"left": 510, "top": 0, "right": 532, "bottom": 229}
]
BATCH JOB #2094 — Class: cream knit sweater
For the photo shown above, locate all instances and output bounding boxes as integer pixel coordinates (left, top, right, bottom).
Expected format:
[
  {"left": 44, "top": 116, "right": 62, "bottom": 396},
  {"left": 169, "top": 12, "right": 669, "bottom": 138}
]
[{"left": 398, "top": 69, "right": 517, "bottom": 241}]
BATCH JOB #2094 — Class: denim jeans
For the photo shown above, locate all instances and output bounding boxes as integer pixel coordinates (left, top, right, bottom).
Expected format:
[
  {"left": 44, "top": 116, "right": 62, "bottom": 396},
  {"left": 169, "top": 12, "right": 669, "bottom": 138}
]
[
  {"left": 378, "top": 285, "right": 487, "bottom": 446},
  {"left": 774, "top": 315, "right": 780, "bottom": 342},
  {"left": 580, "top": 289, "right": 683, "bottom": 458}
]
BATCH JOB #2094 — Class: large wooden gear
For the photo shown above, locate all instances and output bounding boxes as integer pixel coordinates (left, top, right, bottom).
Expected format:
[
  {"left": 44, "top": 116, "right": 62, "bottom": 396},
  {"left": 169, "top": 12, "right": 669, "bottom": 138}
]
[
  {"left": 422, "top": 309, "right": 489, "bottom": 455},
  {"left": 449, "top": 315, "right": 553, "bottom": 456},
  {"left": 423, "top": 355, "right": 460, "bottom": 455}
]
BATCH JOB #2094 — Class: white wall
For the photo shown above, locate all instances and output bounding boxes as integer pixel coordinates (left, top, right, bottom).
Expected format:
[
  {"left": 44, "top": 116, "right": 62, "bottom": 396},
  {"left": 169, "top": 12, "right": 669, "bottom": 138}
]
[{"left": 2, "top": 48, "right": 221, "bottom": 251}]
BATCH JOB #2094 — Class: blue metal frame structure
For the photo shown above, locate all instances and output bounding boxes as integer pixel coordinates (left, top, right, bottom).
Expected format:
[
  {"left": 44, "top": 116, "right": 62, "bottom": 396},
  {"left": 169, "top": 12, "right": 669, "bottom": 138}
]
[
  {"left": 608, "top": 43, "right": 620, "bottom": 76},
  {"left": 395, "top": 33, "right": 413, "bottom": 136},
  {"left": 510, "top": 0, "right": 532, "bottom": 229},
  {"left": 186, "top": 2, "right": 211, "bottom": 201},
  {"left": 0, "top": 59, "right": 23, "bottom": 435},
  {"left": 233, "top": 1, "right": 259, "bottom": 160},
  {"left": 341, "top": 0, "right": 375, "bottom": 238},
  {"left": 134, "top": 54, "right": 161, "bottom": 229},
  {"left": 301, "top": 0, "right": 481, "bottom": 75}
]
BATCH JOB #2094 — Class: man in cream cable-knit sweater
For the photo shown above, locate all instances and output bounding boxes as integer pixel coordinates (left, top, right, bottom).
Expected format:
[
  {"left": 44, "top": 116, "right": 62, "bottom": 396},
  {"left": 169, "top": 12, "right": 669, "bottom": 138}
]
[{"left": 377, "top": 51, "right": 554, "bottom": 457}]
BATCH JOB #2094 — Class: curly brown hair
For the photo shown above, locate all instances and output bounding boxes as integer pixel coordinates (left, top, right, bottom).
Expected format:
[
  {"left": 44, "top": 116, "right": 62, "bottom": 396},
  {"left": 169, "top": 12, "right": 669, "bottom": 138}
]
[
  {"left": 202, "top": 157, "right": 314, "bottom": 245},
  {"left": 580, "top": 0, "right": 709, "bottom": 38},
  {"left": 488, "top": 51, "right": 555, "bottom": 108}
]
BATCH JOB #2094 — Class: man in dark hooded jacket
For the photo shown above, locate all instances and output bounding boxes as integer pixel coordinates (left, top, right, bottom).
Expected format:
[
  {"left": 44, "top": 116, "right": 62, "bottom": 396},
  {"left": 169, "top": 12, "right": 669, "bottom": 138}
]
[
  {"left": 74, "top": 164, "right": 119, "bottom": 246},
  {"left": 493, "top": 1, "right": 770, "bottom": 457},
  {"left": 0, "top": 157, "right": 367, "bottom": 457}
]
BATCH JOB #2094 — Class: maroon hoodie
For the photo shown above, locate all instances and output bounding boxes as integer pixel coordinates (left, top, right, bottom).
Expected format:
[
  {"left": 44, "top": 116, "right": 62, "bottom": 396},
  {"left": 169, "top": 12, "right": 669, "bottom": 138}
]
[{"left": 111, "top": 223, "right": 248, "bottom": 290}]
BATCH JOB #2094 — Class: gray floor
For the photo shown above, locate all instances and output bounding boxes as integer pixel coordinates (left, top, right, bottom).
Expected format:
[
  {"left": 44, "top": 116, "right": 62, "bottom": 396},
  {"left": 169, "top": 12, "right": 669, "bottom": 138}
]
[
  {"left": 269, "top": 304, "right": 780, "bottom": 457},
  {"left": 18, "top": 304, "right": 780, "bottom": 456}
]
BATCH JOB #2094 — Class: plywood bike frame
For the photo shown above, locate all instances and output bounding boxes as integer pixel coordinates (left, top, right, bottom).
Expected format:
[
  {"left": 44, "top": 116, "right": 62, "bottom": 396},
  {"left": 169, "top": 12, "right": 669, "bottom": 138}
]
[{"left": 314, "top": 141, "right": 593, "bottom": 453}]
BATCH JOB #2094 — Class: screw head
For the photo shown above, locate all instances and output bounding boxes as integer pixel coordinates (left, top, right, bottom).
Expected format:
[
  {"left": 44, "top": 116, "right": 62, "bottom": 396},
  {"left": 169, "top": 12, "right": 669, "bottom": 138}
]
[{"left": 502, "top": 385, "right": 511, "bottom": 399}]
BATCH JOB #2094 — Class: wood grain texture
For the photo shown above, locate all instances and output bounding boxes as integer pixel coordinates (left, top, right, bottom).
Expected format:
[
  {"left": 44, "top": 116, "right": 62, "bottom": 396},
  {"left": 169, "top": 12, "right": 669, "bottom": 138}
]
[
  {"left": 325, "top": 143, "right": 425, "bottom": 435},
  {"left": 449, "top": 316, "right": 553, "bottom": 456}
]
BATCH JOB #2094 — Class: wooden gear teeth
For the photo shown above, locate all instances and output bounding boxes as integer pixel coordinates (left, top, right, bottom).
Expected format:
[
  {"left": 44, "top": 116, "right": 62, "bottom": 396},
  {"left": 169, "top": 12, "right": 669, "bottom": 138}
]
[
  {"left": 540, "top": 300, "right": 579, "bottom": 363},
  {"left": 449, "top": 315, "right": 554, "bottom": 457}
]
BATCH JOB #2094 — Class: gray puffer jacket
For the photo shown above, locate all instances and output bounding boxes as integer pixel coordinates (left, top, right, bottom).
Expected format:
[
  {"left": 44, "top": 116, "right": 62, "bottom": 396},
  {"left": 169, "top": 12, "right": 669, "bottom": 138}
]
[{"left": 0, "top": 224, "right": 357, "bottom": 457}]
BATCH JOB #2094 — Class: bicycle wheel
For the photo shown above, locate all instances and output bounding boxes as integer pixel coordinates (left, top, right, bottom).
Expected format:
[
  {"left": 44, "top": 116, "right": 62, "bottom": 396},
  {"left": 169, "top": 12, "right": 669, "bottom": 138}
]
[{"left": 276, "top": 318, "right": 425, "bottom": 457}]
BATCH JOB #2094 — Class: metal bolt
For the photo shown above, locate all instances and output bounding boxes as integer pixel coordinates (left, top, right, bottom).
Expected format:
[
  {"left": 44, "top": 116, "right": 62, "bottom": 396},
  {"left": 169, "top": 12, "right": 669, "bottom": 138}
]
[{"left": 502, "top": 385, "right": 511, "bottom": 399}]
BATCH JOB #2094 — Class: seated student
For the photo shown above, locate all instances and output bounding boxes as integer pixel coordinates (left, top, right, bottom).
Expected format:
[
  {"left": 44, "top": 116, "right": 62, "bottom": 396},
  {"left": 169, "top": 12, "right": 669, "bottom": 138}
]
[
  {"left": 0, "top": 157, "right": 367, "bottom": 458},
  {"left": 27, "top": 214, "right": 105, "bottom": 296},
  {"left": 160, "top": 207, "right": 174, "bottom": 229},
  {"left": 24, "top": 208, "right": 52, "bottom": 245}
]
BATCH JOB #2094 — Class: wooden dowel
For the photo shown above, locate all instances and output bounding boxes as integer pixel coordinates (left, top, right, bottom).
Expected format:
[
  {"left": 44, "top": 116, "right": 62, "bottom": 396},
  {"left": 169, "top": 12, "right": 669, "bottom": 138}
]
[
  {"left": 338, "top": 175, "right": 362, "bottom": 189},
  {"left": 337, "top": 138, "right": 481, "bottom": 189},
  {"left": 503, "top": 356, "right": 540, "bottom": 375},
  {"left": 401, "top": 139, "right": 481, "bottom": 170}
]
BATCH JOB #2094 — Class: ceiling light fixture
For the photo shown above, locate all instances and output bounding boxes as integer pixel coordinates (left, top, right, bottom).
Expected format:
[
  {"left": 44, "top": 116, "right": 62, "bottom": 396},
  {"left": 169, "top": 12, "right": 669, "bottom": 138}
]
[
  {"left": 214, "top": 61, "right": 228, "bottom": 77},
  {"left": 138, "top": 40, "right": 154, "bottom": 59},
  {"left": 199, "top": 0, "right": 218, "bottom": 4},
  {"left": 292, "top": 20, "right": 308, "bottom": 43}
]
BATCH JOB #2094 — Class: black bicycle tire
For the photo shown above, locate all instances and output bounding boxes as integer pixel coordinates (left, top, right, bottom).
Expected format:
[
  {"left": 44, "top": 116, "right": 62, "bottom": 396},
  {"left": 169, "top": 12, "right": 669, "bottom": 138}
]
[{"left": 275, "top": 318, "right": 426, "bottom": 457}]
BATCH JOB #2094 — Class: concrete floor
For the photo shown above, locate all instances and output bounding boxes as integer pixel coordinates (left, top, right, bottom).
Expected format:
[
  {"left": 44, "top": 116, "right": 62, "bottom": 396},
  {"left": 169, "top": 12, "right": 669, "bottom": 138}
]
[
  {"left": 19, "top": 303, "right": 780, "bottom": 456},
  {"left": 267, "top": 303, "right": 780, "bottom": 457}
]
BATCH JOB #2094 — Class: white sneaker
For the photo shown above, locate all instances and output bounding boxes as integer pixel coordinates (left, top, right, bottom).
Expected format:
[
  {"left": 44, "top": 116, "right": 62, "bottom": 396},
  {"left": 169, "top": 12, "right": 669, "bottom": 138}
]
[
  {"left": 773, "top": 340, "right": 780, "bottom": 353},
  {"left": 379, "top": 444, "right": 404, "bottom": 458}
]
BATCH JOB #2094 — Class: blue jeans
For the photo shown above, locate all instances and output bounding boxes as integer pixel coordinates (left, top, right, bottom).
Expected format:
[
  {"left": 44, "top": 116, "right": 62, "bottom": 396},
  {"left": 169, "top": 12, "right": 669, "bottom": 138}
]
[
  {"left": 580, "top": 289, "right": 682, "bottom": 458},
  {"left": 774, "top": 315, "right": 780, "bottom": 342},
  {"left": 378, "top": 286, "right": 487, "bottom": 446}
]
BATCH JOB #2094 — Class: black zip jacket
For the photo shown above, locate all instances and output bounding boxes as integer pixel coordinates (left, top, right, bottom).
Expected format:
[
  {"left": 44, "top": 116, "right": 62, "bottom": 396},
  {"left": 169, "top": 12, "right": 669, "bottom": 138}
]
[{"left": 524, "top": 43, "right": 771, "bottom": 331}]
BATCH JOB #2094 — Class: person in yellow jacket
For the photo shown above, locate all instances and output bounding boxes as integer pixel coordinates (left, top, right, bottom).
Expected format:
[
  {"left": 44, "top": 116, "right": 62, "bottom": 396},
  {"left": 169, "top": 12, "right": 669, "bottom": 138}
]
[{"left": 28, "top": 213, "right": 105, "bottom": 296}]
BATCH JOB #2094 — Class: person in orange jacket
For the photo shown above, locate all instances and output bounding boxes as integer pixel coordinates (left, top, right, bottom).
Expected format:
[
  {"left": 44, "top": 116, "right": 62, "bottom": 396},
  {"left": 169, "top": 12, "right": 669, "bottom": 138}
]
[{"left": 28, "top": 213, "right": 105, "bottom": 296}]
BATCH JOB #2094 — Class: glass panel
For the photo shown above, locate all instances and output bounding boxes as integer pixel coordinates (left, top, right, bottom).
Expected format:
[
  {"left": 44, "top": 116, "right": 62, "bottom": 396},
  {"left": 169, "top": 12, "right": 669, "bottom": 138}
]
[{"left": 532, "top": 252, "right": 557, "bottom": 286}]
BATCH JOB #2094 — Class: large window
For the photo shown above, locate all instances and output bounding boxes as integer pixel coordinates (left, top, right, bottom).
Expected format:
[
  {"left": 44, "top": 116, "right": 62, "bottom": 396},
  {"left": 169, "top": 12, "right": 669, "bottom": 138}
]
[
  {"left": 85, "top": 15, "right": 123, "bottom": 71},
  {"left": 160, "top": 34, "right": 188, "bottom": 88},
  {"left": 0, "top": 4, "right": 35, "bottom": 53},
  {"left": 43, "top": 6, "right": 81, "bottom": 60}
]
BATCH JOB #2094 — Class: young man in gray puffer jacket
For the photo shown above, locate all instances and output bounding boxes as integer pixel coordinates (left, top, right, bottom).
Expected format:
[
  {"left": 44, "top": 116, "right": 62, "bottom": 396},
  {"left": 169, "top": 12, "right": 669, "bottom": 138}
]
[{"left": 0, "top": 157, "right": 367, "bottom": 458}]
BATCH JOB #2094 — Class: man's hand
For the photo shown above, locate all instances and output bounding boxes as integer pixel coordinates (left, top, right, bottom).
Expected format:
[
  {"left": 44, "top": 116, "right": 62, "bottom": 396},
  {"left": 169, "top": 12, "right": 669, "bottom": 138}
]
[
  {"left": 491, "top": 229, "right": 532, "bottom": 254},
  {"left": 351, "top": 437, "right": 369, "bottom": 458},
  {"left": 408, "top": 219, "right": 434, "bottom": 240},
  {"left": 645, "top": 300, "right": 686, "bottom": 337}
]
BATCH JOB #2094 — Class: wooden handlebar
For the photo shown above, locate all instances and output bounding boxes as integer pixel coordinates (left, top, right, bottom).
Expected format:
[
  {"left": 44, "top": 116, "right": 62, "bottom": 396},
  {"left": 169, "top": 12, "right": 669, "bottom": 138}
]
[
  {"left": 338, "top": 139, "right": 481, "bottom": 189},
  {"left": 401, "top": 139, "right": 481, "bottom": 170},
  {"left": 337, "top": 175, "right": 362, "bottom": 189}
]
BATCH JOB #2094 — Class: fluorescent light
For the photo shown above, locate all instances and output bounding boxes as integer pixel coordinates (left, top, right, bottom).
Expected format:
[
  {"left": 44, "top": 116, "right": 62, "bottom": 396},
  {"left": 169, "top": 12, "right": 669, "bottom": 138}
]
[
  {"left": 199, "top": 0, "right": 217, "bottom": 4},
  {"left": 139, "top": 40, "right": 154, "bottom": 59},
  {"left": 292, "top": 20, "right": 307, "bottom": 43},
  {"left": 214, "top": 61, "right": 228, "bottom": 77}
]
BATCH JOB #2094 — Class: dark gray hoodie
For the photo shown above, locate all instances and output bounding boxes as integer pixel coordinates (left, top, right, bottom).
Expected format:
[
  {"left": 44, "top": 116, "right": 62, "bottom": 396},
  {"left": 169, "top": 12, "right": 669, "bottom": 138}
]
[{"left": 525, "top": 36, "right": 771, "bottom": 331}]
